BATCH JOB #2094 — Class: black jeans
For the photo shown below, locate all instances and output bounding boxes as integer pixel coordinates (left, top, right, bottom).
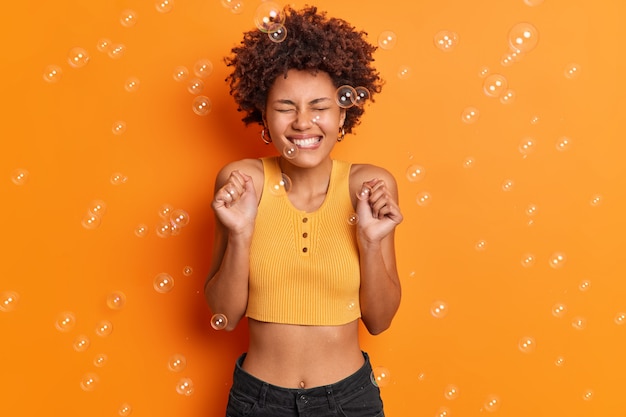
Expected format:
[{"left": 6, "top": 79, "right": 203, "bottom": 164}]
[{"left": 225, "top": 351, "right": 385, "bottom": 417}]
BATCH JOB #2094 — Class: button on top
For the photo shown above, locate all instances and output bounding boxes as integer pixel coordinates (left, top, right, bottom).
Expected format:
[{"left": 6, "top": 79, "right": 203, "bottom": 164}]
[
  {"left": 302, "top": 217, "right": 308, "bottom": 223},
  {"left": 302, "top": 232, "right": 308, "bottom": 238}
]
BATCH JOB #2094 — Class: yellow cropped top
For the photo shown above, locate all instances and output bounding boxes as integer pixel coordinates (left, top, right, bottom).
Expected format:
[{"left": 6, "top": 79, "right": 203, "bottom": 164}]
[{"left": 246, "top": 157, "right": 361, "bottom": 326}]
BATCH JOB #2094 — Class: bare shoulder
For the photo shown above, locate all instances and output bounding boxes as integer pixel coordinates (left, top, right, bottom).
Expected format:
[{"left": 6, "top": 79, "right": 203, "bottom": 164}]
[
  {"left": 215, "top": 158, "right": 263, "bottom": 186},
  {"left": 349, "top": 163, "right": 398, "bottom": 189}
]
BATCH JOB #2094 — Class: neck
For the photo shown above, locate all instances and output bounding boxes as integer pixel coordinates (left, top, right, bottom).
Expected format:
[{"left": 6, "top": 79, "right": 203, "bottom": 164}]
[{"left": 278, "top": 156, "right": 332, "bottom": 196}]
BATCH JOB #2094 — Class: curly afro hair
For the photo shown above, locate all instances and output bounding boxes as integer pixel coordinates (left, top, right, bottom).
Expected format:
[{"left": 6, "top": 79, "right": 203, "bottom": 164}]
[{"left": 225, "top": 5, "right": 383, "bottom": 134}]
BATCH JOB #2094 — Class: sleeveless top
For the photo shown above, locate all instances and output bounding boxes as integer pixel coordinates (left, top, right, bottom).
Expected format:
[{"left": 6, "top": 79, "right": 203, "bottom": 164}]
[{"left": 246, "top": 156, "right": 361, "bottom": 325}]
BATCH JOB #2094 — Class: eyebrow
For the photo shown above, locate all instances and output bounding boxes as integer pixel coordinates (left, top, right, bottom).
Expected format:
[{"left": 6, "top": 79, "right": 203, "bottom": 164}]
[{"left": 273, "top": 97, "right": 332, "bottom": 106}]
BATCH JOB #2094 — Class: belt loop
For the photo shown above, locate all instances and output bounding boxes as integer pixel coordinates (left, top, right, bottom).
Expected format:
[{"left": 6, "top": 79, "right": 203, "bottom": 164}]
[
  {"left": 325, "top": 385, "right": 337, "bottom": 410},
  {"left": 259, "top": 383, "right": 268, "bottom": 408}
]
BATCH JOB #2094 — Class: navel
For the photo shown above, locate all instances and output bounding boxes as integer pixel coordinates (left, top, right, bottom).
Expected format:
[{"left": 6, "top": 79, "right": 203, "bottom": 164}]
[{"left": 299, "top": 381, "right": 305, "bottom": 389}]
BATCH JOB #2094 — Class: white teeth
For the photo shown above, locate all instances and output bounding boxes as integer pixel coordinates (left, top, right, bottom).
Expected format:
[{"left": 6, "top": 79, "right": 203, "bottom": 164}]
[{"left": 292, "top": 137, "right": 320, "bottom": 147}]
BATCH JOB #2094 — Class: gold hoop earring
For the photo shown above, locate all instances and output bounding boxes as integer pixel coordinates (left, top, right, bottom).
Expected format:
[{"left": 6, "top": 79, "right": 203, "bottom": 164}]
[
  {"left": 261, "top": 128, "right": 272, "bottom": 144},
  {"left": 337, "top": 127, "right": 345, "bottom": 142}
]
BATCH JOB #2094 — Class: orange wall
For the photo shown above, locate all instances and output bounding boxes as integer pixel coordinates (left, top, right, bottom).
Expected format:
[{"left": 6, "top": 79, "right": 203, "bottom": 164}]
[{"left": 2, "top": 1, "right": 625, "bottom": 416}]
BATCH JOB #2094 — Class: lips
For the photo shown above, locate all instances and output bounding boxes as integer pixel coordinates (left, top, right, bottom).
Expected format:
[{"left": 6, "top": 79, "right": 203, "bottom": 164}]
[{"left": 290, "top": 136, "right": 322, "bottom": 148}]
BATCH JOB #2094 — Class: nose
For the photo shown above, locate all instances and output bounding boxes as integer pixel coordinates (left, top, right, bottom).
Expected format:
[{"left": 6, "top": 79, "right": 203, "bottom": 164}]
[{"left": 291, "top": 109, "right": 314, "bottom": 130}]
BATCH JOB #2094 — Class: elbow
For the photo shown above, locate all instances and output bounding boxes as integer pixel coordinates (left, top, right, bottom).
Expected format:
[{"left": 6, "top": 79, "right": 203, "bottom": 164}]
[{"left": 362, "top": 316, "right": 393, "bottom": 335}]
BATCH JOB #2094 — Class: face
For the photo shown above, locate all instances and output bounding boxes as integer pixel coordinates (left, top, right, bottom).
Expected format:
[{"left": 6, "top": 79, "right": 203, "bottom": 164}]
[{"left": 264, "top": 69, "right": 346, "bottom": 167}]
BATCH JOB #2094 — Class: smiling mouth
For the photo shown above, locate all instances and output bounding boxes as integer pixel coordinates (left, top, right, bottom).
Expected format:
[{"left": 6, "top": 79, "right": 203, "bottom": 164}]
[{"left": 290, "top": 136, "right": 322, "bottom": 148}]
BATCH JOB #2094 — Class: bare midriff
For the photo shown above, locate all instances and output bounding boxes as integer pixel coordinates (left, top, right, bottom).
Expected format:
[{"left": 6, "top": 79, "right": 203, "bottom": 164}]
[{"left": 242, "top": 318, "right": 365, "bottom": 389}]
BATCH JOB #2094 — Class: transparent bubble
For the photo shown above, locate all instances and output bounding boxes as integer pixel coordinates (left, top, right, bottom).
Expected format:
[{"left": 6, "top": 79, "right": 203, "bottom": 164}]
[
  {"left": 154, "top": 273, "right": 174, "bottom": 293},
  {"left": 524, "top": 0, "right": 544, "bottom": 5},
  {"left": 461, "top": 106, "right": 480, "bottom": 124},
  {"left": 582, "top": 389, "right": 594, "bottom": 401},
  {"left": 282, "top": 144, "right": 299, "bottom": 159},
  {"left": 370, "top": 366, "right": 391, "bottom": 387},
  {"left": 134, "top": 224, "right": 149, "bottom": 237},
  {"left": 55, "top": 312, "right": 77, "bottom": 332},
  {"left": 475, "top": 239, "right": 487, "bottom": 251},
  {"left": 182, "top": 266, "right": 193, "bottom": 276},
  {"left": 0, "top": 290, "right": 19, "bottom": 312},
  {"left": 436, "top": 407, "right": 451, "bottom": 417},
  {"left": 444, "top": 384, "right": 459, "bottom": 400},
  {"left": 254, "top": 1, "right": 284, "bottom": 32},
  {"left": 176, "top": 377, "right": 195, "bottom": 396},
  {"left": 589, "top": 194, "right": 603, "bottom": 207},
  {"left": 112, "top": 120, "right": 127, "bottom": 135},
  {"left": 501, "top": 179, "right": 514, "bottom": 192},
  {"left": 118, "top": 403, "right": 133, "bottom": 416},
  {"left": 43, "top": 65, "right": 62, "bottom": 83},
  {"left": 483, "top": 394, "right": 501, "bottom": 412},
  {"left": 124, "top": 77, "right": 140, "bottom": 93},
  {"left": 416, "top": 191, "right": 432, "bottom": 207},
  {"left": 229, "top": 1, "right": 244, "bottom": 14},
  {"left": 173, "top": 66, "right": 189, "bottom": 82},
  {"left": 170, "top": 209, "right": 190, "bottom": 228},
  {"left": 156, "top": 221, "right": 173, "bottom": 238},
  {"left": 80, "top": 373, "right": 99, "bottom": 391},
  {"left": 336, "top": 85, "right": 357, "bottom": 108},
  {"left": 346, "top": 299, "right": 357, "bottom": 311},
  {"left": 108, "top": 44, "right": 127, "bottom": 59},
  {"left": 405, "top": 164, "right": 425, "bottom": 182},
  {"left": 110, "top": 173, "right": 128, "bottom": 185},
  {"left": 354, "top": 87, "right": 370, "bottom": 107},
  {"left": 462, "top": 157, "right": 475, "bottom": 168},
  {"left": 478, "top": 66, "right": 490, "bottom": 78},
  {"left": 67, "top": 47, "right": 90, "bottom": 68},
  {"left": 549, "top": 252, "right": 567, "bottom": 269},
  {"left": 73, "top": 335, "right": 91, "bottom": 352},
  {"left": 221, "top": 0, "right": 236, "bottom": 8},
  {"left": 356, "top": 186, "right": 371, "bottom": 201},
  {"left": 170, "top": 223, "right": 182, "bottom": 237},
  {"left": 614, "top": 313, "right": 626, "bottom": 325},
  {"left": 87, "top": 200, "right": 106, "bottom": 218},
  {"left": 96, "top": 38, "right": 112, "bottom": 53},
  {"left": 430, "top": 300, "right": 448, "bottom": 318},
  {"left": 81, "top": 214, "right": 101, "bottom": 230},
  {"left": 551, "top": 303, "right": 567, "bottom": 318},
  {"left": 269, "top": 173, "right": 292, "bottom": 196},
  {"left": 378, "top": 31, "right": 397, "bottom": 50},
  {"left": 571, "top": 317, "right": 587, "bottom": 330},
  {"left": 564, "top": 63, "right": 581, "bottom": 80},
  {"left": 268, "top": 26, "right": 287, "bottom": 43},
  {"left": 397, "top": 65, "right": 411, "bottom": 80},
  {"left": 347, "top": 213, "right": 359, "bottom": 226},
  {"left": 500, "top": 89, "right": 516, "bottom": 104},
  {"left": 530, "top": 115, "right": 541, "bottom": 125},
  {"left": 187, "top": 78, "right": 204, "bottom": 95},
  {"left": 483, "top": 74, "right": 508, "bottom": 98},
  {"left": 193, "top": 59, "right": 213, "bottom": 79},
  {"left": 556, "top": 136, "right": 572, "bottom": 152},
  {"left": 519, "top": 137, "right": 536, "bottom": 156},
  {"left": 578, "top": 280, "right": 591, "bottom": 292},
  {"left": 555, "top": 356, "right": 565, "bottom": 367},
  {"left": 10, "top": 169, "right": 29, "bottom": 186},
  {"left": 155, "top": 0, "right": 174, "bottom": 13},
  {"left": 158, "top": 204, "right": 174, "bottom": 219},
  {"left": 192, "top": 96, "right": 212, "bottom": 116},
  {"left": 168, "top": 354, "right": 187, "bottom": 372},
  {"left": 508, "top": 22, "right": 539, "bottom": 53},
  {"left": 211, "top": 313, "right": 228, "bottom": 330},
  {"left": 525, "top": 203, "right": 538, "bottom": 217},
  {"left": 518, "top": 336, "right": 536, "bottom": 353},
  {"left": 520, "top": 253, "right": 535, "bottom": 268},
  {"left": 95, "top": 320, "right": 113, "bottom": 337},
  {"left": 433, "top": 30, "right": 459, "bottom": 52},
  {"left": 120, "top": 10, "right": 138, "bottom": 28},
  {"left": 93, "top": 353, "right": 108, "bottom": 367}
]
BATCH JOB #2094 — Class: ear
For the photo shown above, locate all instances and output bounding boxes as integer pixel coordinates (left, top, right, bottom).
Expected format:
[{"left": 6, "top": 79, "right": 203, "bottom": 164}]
[{"left": 339, "top": 108, "right": 346, "bottom": 127}]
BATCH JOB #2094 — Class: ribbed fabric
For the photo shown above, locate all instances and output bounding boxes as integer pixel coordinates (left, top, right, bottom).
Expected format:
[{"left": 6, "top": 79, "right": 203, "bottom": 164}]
[{"left": 247, "top": 157, "right": 361, "bottom": 325}]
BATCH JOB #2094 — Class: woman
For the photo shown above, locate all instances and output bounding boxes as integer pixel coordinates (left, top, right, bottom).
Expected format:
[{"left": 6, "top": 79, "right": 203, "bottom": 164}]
[{"left": 204, "top": 6, "right": 402, "bottom": 417}]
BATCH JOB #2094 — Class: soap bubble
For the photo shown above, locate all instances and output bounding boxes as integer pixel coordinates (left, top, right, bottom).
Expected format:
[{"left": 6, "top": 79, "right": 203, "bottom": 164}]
[
  {"left": 356, "top": 185, "right": 371, "bottom": 201},
  {"left": 254, "top": 2, "right": 284, "bottom": 33},
  {"left": 108, "top": 44, "right": 126, "bottom": 59},
  {"left": 81, "top": 214, "right": 101, "bottom": 230},
  {"left": 520, "top": 253, "right": 536, "bottom": 268},
  {"left": 519, "top": 137, "right": 536, "bottom": 156},
  {"left": 211, "top": 313, "right": 228, "bottom": 330},
  {"left": 187, "top": 78, "right": 204, "bottom": 94},
  {"left": 461, "top": 107, "right": 480, "bottom": 124},
  {"left": 478, "top": 66, "right": 490, "bottom": 78},
  {"left": 525, "top": 203, "right": 538, "bottom": 217},
  {"left": 173, "top": 66, "right": 189, "bottom": 82},
  {"left": 582, "top": 389, "right": 594, "bottom": 401},
  {"left": 43, "top": 65, "right": 62, "bottom": 83},
  {"left": 156, "top": 222, "right": 173, "bottom": 238},
  {"left": 501, "top": 179, "right": 514, "bottom": 192},
  {"left": 556, "top": 136, "right": 572, "bottom": 152},
  {"left": 183, "top": 266, "right": 193, "bottom": 276},
  {"left": 370, "top": 366, "right": 391, "bottom": 387},
  {"left": 578, "top": 280, "right": 591, "bottom": 292},
  {"left": 93, "top": 353, "right": 108, "bottom": 367},
  {"left": 112, "top": 120, "right": 127, "bottom": 135},
  {"left": 120, "top": 10, "right": 138, "bottom": 28},
  {"left": 433, "top": 30, "right": 459, "bottom": 52},
  {"left": 564, "top": 63, "right": 581, "bottom": 80},
  {"left": 110, "top": 173, "right": 128, "bottom": 185},
  {"left": 614, "top": 313, "right": 626, "bottom": 325},
  {"left": 170, "top": 209, "right": 190, "bottom": 228},
  {"left": 134, "top": 224, "right": 148, "bottom": 237},
  {"left": 193, "top": 59, "right": 213, "bottom": 78},
  {"left": 269, "top": 173, "right": 292, "bottom": 196},
  {"left": 73, "top": 335, "right": 91, "bottom": 352},
  {"left": 416, "top": 191, "right": 432, "bottom": 207},
  {"left": 96, "top": 38, "right": 112, "bottom": 53},
  {"left": 397, "top": 65, "right": 411, "bottom": 80},
  {"left": 436, "top": 407, "right": 451, "bottom": 417},
  {"left": 88, "top": 200, "right": 106, "bottom": 217},
  {"left": 462, "top": 157, "right": 475, "bottom": 168},
  {"left": 354, "top": 87, "right": 370, "bottom": 106},
  {"left": 168, "top": 354, "right": 187, "bottom": 372},
  {"left": 571, "top": 317, "right": 587, "bottom": 330},
  {"left": 10, "top": 169, "right": 29, "bottom": 186},
  {"left": 589, "top": 194, "right": 603, "bottom": 207},
  {"left": 524, "top": 0, "right": 544, "bottom": 5},
  {"left": 518, "top": 336, "right": 536, "bottom": 353},
  {"left": 378, "top": 31, "right": 397, "bottom": 50},
  {"left": 551, "top": 303, "right": 567, "bottom": 318},
  {"left": 158, "top": 204, "right": 174, "bottom": 219},
  {"left": 508, "top": 22, "right": 539, "bottom": 53},
  {"left": 67, "top": 47, "right": 90, "bottom": 68},
  {"left": 444, "top": 384, "right": 459, "bottom": 400},
  {"left": 95, "top": 320, "right": 113, "bottom": 337},
  {"left": 336, "top": 85, "right": 357, "bottom": 108},
  {"left": 192, "top": 96, "right": 212, "bottom": 116},
  {"left": 176, "top": 377, "right": 195, "bottom": 396},
  {"left": 55, "top": 311, "right": 77, "bottom": 332},
  {"left": 555, "top": 356, "right": 565, "bottom": 367},
  {"left": 282, "top": 144, "right": 299, "bottom": 159},
  {"left": 124, "top": 77, "right": 140, "bottom": 93},
  {"left": 483, "top": 395, "right": 501, "bottom": 412},
  {"left": 268, "top": 25, "right": 287, "bottom": 43},
  {"left": 154, "top": 273, "right": 174, "bottom": 293},
  {"left": 80, "top": 373, "right": 99, "bottom": 391},
  {"left": 0, "top": 290, "right": 19, "bottom": 312},
  {"left": 475, "top": 239, "right": 487, "bottom": 251},
  {"left": 549, "top": 252, "right": 567, "bottom": 269},
  {"left": 118, "top": 403, "right": 133, "bottom": 416},
  {"left": 483, "top": 74, "right": 508, "bottom": 98},
  {"left": 405, "top": 164, "right": 425, "bottom": 182},
  {"left": 430, "top": 300, "right": 448, "bottom": 318},
  {"left": 347, "top": 213, "right": 359, "bottom": 225},
  {"left": 500, "top": 89, "right": 516, "bottom": 104},
  {"left": 228, "top": 1, "right": 244, "bottom": 14},
  {"left": 106, "top": 291, "right": 126, "bottom": 310},
  {"left": 155, "top": 0, "right": 174, "bottom": 13}
]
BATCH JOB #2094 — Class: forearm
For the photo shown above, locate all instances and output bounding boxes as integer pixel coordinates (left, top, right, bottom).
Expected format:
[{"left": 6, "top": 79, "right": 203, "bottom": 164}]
[
  {"left": 358, "top": 239, "right": 401, "bottom": 335},
  {"left": 204, "top": 233, "right": 251, "bottom": 330}
]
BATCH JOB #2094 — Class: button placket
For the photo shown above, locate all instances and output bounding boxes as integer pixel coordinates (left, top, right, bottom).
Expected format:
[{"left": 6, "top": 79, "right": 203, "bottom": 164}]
[{"left": 300, "top": 216, "right": 310, "bottom": 255}]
